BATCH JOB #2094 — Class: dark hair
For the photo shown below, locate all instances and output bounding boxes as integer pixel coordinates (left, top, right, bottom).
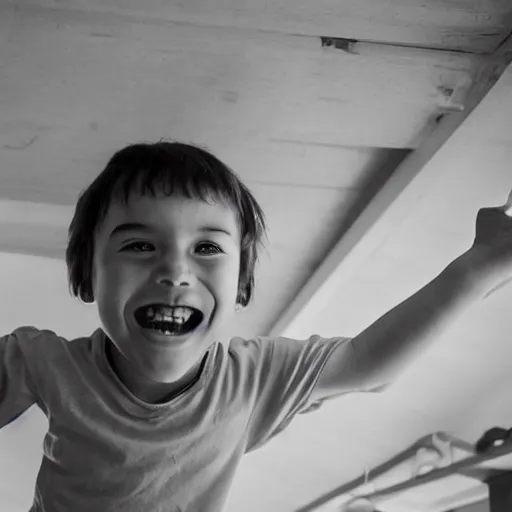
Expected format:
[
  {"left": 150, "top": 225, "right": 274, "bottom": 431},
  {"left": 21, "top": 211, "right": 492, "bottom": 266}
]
[{"left": 66, "top": 141, "right": 267, "bottom": 307}]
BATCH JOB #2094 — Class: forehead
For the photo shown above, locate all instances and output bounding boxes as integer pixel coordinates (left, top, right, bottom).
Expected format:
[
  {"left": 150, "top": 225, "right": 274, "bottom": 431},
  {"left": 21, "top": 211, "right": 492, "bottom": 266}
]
[{"left": 99, "top": 192, "right": 240, "bottom": 237}]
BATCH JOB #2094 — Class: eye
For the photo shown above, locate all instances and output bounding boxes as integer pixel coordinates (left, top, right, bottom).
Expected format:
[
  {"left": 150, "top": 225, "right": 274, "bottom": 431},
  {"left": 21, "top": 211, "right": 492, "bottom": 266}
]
[
  {"left": 195, "top": 242, "right": 223, "bottom": 255},
  {"left": 121, "top": 241, "right": 155, "bottom": 253}
]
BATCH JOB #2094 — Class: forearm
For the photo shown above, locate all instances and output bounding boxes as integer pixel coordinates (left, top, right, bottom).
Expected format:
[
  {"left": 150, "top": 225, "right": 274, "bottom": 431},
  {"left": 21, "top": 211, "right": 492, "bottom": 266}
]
[{"left": 351, "top": 249, "right": 496, "bottom": 390}]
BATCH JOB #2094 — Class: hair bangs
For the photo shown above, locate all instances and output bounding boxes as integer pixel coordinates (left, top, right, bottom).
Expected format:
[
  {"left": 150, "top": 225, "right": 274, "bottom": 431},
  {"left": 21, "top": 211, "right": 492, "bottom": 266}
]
[{"left": 112, "top": 145, "right": 240, "bottom": 213}]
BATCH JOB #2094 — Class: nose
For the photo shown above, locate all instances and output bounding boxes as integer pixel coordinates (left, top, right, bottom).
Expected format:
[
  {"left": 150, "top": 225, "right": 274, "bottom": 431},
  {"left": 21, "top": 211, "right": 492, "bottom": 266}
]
[{"left": 155, "top": 255, "right": 192, "bottom": 288}]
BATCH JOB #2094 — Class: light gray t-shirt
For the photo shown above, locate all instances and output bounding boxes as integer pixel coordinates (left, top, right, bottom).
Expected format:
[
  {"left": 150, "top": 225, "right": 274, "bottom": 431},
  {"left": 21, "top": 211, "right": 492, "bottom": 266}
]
[{"left": 0, "top": 326, "right": 352, "bottom": 511}]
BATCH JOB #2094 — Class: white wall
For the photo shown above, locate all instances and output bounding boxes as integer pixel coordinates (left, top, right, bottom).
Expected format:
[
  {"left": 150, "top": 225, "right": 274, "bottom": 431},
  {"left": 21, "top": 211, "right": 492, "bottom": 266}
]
[{"left": 0, "top": 252, "right": 99, "bottom": 337}]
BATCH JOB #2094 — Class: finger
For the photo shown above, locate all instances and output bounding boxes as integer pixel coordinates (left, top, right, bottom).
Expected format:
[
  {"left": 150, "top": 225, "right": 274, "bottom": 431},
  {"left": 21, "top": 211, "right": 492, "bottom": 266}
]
[{"left": 501, "top": 188, "right": 512, "bottom": 217}]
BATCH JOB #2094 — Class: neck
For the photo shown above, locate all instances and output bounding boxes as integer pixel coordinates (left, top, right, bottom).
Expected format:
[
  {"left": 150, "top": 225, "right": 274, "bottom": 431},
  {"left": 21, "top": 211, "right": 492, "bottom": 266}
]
[{"left": 106, "top": 340, "right": 208, "bottom": 404}]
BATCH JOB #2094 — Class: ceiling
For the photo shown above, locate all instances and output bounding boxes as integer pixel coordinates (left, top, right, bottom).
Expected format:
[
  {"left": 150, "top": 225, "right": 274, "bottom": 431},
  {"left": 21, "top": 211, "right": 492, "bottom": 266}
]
[{"left": 1, "top": 1, "right": 512, "bottom": 511}]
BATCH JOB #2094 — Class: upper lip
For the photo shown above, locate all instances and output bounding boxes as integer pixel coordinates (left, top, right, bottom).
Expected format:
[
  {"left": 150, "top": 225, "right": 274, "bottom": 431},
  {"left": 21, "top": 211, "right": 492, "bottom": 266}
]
[
  {"left": 135, "top": 303, "right": 201, "bottom": 313},
  {"left": 134, "top": 298, "right": 204, "bottom": 313}
]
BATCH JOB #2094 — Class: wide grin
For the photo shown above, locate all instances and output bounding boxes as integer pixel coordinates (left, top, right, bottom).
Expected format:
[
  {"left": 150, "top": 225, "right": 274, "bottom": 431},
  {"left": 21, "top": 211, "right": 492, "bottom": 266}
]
[{"left": 134, "top": 304, "right": 204, "bottom": 336}]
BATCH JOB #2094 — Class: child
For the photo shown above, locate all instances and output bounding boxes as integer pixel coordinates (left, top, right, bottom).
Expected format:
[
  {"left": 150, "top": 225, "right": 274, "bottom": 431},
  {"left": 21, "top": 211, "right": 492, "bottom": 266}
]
[{"left": 1, "top": 141, "right": 511, "bottom": 512}]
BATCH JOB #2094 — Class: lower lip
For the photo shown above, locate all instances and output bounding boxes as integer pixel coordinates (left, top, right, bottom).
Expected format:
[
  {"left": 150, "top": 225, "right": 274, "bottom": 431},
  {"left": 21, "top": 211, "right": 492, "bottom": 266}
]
[{"left": 136, "top": 325, "right": 199, "bottom": 347}]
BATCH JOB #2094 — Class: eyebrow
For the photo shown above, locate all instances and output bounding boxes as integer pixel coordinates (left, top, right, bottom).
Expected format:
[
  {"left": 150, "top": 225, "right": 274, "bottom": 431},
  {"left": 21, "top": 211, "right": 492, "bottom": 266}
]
[{"left": 109, "top": 222, "right": 233, "bottom": 238}]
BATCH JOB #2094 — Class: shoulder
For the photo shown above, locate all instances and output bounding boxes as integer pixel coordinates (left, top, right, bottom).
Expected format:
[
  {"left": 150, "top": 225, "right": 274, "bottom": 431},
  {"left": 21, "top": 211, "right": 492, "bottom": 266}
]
[
  {"left": 226, "top": 334, "right": 349, "bottom": 363},
  {"left": 224, "top": 334, "right": 350, "bottom": 392},
  {"left": 4, "top": 326, "right": 64, "bottom": 352},
  {"left": 3, "top": 326, "right": 97, "bottom": 374},
  {"left": 6, "top": 326, "right": 76, "bottom": 352},
  {"left": 2, "top": 326, "right": 102, "bottom": 403}
]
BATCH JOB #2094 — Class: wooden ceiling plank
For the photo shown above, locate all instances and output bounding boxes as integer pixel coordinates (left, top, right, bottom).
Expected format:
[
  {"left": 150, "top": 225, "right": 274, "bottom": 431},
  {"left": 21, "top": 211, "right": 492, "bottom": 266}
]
[
  {"left": 269, "top": 53, "right": 512, "bottom": 338},
  {"left": 11, "top": 0, "right": 512, "bottom": 53},
  {"left": 0, "top": 5, "right": 495, "bottom": 207}
]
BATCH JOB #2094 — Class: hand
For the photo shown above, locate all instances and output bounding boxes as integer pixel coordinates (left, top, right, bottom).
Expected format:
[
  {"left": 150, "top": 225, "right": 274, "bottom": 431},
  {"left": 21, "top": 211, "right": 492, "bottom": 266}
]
[{"left": 467, "top": 189, "right": 512, "bottom": 282}]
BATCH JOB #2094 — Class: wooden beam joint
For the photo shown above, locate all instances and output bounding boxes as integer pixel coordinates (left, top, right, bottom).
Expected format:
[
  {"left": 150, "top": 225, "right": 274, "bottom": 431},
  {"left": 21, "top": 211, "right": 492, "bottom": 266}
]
[{"left": 320, "top": 36, "right": 358, "bottom": 53}]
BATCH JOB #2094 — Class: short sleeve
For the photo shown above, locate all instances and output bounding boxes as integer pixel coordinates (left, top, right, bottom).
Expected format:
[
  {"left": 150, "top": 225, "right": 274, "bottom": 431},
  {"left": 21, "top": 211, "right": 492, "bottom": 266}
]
[
  {"left": 0, "top": 327, "right": 40, "bottom": 428},
  {"left": 245, "top": 335, "right": 350, "bottom": 452}
]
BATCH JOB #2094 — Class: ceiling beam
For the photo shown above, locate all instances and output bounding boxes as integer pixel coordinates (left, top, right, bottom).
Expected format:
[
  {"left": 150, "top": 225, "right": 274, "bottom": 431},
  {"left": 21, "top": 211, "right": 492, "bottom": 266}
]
[
  {"left": 12, "top": 0, "right": 512, "bottom": 53},
  {"left": 270, "top": 45, "right": 512, "bottom": 339}
]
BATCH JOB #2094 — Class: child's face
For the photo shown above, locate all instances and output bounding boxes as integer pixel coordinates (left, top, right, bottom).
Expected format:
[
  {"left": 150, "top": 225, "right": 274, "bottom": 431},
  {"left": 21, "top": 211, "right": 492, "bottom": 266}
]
[{"left": 91, "top": 191, "right": 241, "bottom": 389}]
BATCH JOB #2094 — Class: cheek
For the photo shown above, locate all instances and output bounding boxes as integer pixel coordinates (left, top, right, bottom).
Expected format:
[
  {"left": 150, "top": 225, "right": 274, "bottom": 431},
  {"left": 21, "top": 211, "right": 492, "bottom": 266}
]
[
  {"left": 208, "top": 261, "right": 239, "bottom": 301},
  {"left": 93, "top": 256, "right": 134, "bottom": 304}
]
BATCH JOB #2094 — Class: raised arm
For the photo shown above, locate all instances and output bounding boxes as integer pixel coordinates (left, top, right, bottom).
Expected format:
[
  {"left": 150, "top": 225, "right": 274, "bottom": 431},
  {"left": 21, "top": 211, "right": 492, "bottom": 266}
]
[{"left": 312, "top": 191, "right": 512, "bottom": 400}]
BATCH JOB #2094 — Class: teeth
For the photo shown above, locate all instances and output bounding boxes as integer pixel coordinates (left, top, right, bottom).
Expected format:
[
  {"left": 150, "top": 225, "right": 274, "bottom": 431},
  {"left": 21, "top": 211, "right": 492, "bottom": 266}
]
[
  {"left": 159, "top": 315, "right": 185, "bottom": 324},
  {"left": 144, "top": 306, "right": 194, "bottom": 323},
  {"left": 171, "top": 306, "right": 194, "bottom": 319}
]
